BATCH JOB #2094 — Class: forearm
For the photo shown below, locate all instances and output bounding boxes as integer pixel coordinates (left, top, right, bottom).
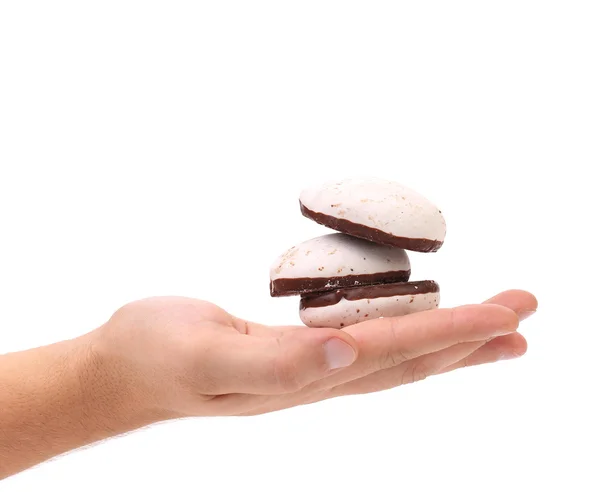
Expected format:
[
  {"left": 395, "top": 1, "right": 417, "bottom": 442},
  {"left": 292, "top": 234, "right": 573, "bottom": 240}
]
[{"left": 0, "top": 332, "right": 165, "bottom": 480}]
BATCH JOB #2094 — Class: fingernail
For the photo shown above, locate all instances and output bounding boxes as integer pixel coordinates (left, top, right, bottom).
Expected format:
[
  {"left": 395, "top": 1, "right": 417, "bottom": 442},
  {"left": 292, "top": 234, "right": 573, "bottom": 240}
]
[
  {"left": 518, "top": 310, "right": 536, "bottom": 322},
  {"left": 324, "top": 338, "right": 356, "bottom": 370}
]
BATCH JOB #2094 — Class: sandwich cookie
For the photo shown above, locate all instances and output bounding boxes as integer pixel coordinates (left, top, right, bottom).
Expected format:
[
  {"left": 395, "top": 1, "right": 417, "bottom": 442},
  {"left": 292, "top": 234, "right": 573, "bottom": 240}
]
[
  {"left": 270, "top": 233, "right": 411, "bottom": 297},
  {"left": 300, "top": 280, "right": 440, "bottom": 328},
  {"left": 299, "top": 177, "right": 446, "bottom": 252}
]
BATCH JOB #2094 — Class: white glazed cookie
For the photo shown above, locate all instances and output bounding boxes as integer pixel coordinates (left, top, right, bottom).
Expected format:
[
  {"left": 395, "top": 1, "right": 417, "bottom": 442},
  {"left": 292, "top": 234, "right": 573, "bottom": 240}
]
[
  {"left": 270, "top": 233, "right": 411, "bottom": 296},
  {"left": 299, "top": 177, "right": 446, "bottom": 252},
  {"left": 299, "top": 281, "right": 440, "bottom": 328}
]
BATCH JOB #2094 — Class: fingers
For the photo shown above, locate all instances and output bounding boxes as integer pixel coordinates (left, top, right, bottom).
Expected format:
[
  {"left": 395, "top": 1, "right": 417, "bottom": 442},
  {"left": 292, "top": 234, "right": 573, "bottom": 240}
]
[
  {"left": 348, "top": 303, "right": 517, "bottom": 370},
  {"left": 431, "top": 288, "right": 535, "bottom": 373},
  {"left": 317, "top": 295, "right": 534, "bottom": 400},
  {"left": 305, "top": 333, "right": 527, "bottom": 399},
  {"left": 325, "top": 340, "right": 485, "bottom": 397},
  {"left": 299, "top": 303, "right": 518, "bottom": 394},
  {"left": 436, "top": 332, "right": 528, "bottom": 374},
  {"left": 196, "top": 328, "right": 359, "bottom": 395},
  {"left": 431, "top": 288, "right": 536, "bottom": 374},
  {"left": 482, "top": 289, "right": 538, "bottom": 317}
]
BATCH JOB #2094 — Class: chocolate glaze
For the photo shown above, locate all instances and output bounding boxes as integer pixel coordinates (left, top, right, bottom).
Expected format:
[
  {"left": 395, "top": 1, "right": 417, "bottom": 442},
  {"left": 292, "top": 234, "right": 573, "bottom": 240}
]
[
  {"left": 300, "top": 202, "right": 443, "bottom": 253},
  {"left": 270, "top": 269, "right": 411, "bottom": 297},
  {"left": 300, "top": 280, "right": 439, "bottom": 309}
]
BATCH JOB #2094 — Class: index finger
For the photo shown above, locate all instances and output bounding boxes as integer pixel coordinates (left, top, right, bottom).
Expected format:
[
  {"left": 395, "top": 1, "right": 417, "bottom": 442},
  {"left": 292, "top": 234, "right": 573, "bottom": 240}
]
[
  {"left": 482, "top": 289, "right": 538, "bottom": 317},
  {"left": 342, "top": 303, "right": 519, "bottom": 373}
]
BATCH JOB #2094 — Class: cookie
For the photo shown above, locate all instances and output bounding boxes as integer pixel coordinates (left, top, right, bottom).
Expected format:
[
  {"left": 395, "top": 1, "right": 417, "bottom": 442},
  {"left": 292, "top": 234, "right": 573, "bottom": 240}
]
[
  {"left": 299, "top": 280, "right": 440, "bottom": 328},
  {"left": 270, "top": 233, "right": 411, "bottom": 297},
  {"left": 299, "top": 177, "right": 446, "bottom": 252}
]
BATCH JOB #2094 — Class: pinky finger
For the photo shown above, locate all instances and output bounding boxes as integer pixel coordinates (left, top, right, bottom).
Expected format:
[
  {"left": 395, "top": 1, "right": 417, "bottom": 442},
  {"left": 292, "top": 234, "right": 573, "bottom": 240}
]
[{"left": 436, "top": 333, "right": 528, "bottom": 374}]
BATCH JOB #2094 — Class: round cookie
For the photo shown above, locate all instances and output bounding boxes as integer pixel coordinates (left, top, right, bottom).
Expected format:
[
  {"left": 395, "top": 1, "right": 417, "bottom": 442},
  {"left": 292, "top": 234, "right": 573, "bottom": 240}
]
[
  {"left": 299, "top": 177, "right": 446, "bottom": 252},
  {"left": 270, "top": 233, "right": 411, "bottom": 297},
  {"left": 299, "top": 280, "right": 440, "bottom": 328}
]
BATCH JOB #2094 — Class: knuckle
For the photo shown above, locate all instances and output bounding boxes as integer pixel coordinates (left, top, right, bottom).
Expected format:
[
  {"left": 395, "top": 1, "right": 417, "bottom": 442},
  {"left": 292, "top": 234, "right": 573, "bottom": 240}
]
[
  {"left": 401, "top": 360, "right": 431, "bottom": 385},
  {"left": 379, "top": 317, "right": 410, "bottom": 370},
  {"left": 442, "top": 307, "right": 467, "bottom": 344},
  {"left": 411, "top": 361, "right": 430, "bottom": 383},
  {"left": 448, "top": 307, "right": 459, "bottom": 332}
]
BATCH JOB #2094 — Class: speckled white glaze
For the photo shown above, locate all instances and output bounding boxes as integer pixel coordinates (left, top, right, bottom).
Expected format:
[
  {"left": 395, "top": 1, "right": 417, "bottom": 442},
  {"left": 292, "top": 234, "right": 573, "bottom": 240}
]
[
  {"left": 299, "top": 177, "right": 446, "bottom": 244},
  {"left": 299, "top": 291, "right": 440, "bottom": 328},
  {"left": 270, "top": 233, "right": 410, "bottom": 283}
]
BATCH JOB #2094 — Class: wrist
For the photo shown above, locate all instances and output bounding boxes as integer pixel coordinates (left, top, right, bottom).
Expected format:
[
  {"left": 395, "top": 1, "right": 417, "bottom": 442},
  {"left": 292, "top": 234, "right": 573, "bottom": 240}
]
[
  {"left": 0, "top": 330, "right": 172, "bottom": 479},
  {"left": 78, "top": 328, "right": 176, "bottom": 435}
]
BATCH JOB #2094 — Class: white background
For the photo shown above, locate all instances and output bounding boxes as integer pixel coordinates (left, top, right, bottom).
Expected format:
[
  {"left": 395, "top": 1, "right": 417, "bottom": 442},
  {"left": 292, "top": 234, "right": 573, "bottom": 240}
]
[{"left": 1, "top": 1, "right": 598, "bottom": 490}]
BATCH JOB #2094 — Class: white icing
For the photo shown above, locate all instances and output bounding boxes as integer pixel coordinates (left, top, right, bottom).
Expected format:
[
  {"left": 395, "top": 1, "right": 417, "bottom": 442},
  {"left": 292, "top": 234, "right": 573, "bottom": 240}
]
[
  {"left": 270, "top": 233, "right": 410, "bottom": 281},
  {"left": 299, "top": 291, "right": 440, "bottom": 328},
  {"left": 299, "top": 177, "right": 446, "bottom": 242}
]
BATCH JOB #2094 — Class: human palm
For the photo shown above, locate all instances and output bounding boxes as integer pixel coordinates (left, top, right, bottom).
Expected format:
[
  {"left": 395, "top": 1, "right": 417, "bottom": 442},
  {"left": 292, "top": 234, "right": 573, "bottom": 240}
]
[{"left": 94, "top": 290, "right": 536, "bottom": 419}]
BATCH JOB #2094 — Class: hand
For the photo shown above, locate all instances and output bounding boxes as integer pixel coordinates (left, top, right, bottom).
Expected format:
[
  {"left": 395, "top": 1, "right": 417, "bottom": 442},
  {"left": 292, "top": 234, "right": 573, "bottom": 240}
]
[{"left": 90, "top": 290, "right": 537, "bottom": 419}]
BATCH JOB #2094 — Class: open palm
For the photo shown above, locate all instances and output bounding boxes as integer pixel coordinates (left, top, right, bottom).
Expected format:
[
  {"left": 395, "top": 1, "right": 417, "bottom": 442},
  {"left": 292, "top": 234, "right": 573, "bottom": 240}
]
[{"left": 96, "top": 290, "right": 536, "bottom": 419}]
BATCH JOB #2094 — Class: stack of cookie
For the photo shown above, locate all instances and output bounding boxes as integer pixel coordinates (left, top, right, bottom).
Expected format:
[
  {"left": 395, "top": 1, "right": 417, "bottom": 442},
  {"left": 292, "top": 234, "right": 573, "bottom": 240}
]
[{"left": 269, "top": 177, "right": 446, "bottom": 328}]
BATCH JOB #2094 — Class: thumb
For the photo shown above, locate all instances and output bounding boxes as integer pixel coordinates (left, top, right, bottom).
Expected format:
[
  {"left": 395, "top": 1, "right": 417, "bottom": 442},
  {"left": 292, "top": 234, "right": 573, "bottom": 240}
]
[{"left": 209, "top": 328, "right": 358, "bottom": 395}]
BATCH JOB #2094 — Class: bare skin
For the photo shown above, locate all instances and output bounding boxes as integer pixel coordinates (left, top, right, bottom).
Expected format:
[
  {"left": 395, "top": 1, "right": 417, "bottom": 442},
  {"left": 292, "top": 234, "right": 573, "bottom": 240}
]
[{"left": 0, "top": 289, "right": 537, "bottom": 480}]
